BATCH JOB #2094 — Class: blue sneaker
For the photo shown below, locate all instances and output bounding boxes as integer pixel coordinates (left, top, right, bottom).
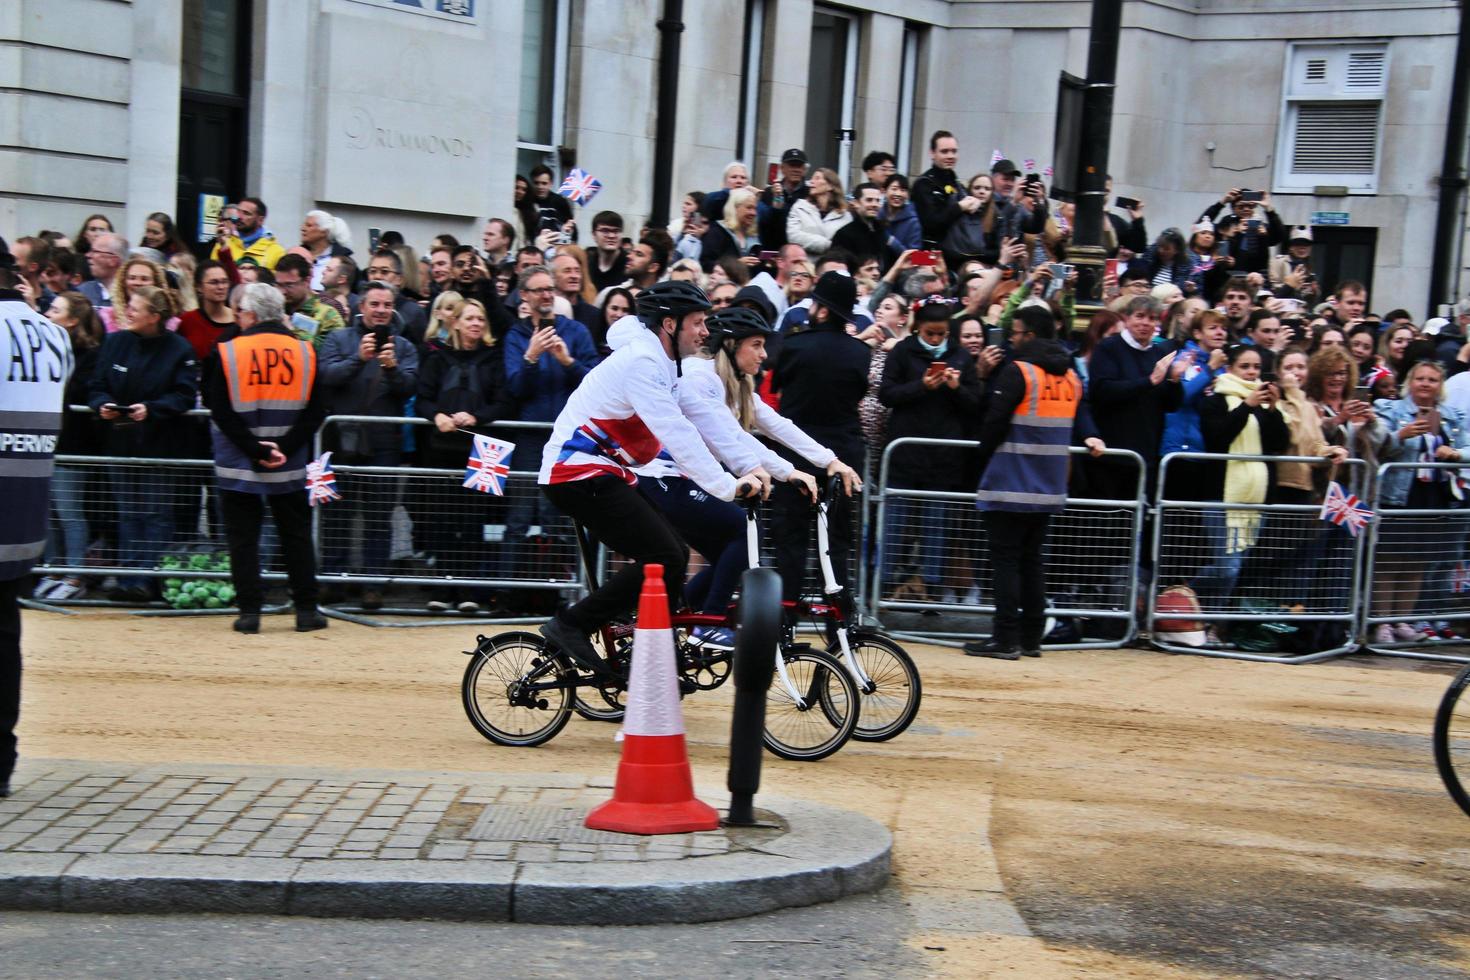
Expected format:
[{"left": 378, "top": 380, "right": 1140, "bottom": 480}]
[{"left": 690, "top": 626, "right": 736, "bottom": 650}]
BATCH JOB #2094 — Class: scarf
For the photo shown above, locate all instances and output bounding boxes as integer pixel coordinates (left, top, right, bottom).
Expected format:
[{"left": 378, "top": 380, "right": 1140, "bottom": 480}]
[{"left": 1213, "top": 372, "right": 1269, "bottom": 553}]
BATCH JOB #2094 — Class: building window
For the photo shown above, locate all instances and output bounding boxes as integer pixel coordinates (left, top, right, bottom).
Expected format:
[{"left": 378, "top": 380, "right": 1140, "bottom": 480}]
[
  {"left": 1275, "top": 43, "right": 1388, "bottom": 194},
  {"left": 517, "top": 0, "right": 569, "bottom": 177},
  {"left": 896, "top": 24, "right": 921, "bottom": 175},
  {"left": 804, "top": 7, "right": 860, "bottom": 182},
  {"left": 737, "top": 0, "right": 767, "bottom": 170}
]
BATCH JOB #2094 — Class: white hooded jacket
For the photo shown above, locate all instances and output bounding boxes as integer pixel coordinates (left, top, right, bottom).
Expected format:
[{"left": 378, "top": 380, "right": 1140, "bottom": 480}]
[
  {"left": 605, "top": 318, "right": 836, "bottom": 482},
  {"left": 538, "top": 314, "right": 738, "bottom": 500}
]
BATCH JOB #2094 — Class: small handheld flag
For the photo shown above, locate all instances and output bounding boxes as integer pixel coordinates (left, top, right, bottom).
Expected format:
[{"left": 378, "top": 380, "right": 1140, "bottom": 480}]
[
  {"left": 558, "top": 168, "right": 603, "bottom": 207},
  {"left": 1043, "top": 165, "right": 1054, "bottom": 178},
  {"left": 1023, "top": 158, "right": 1037, "bottom": 172},
  {"left": 990, "top": 148, "right": 1004, "bottom": 165},
  {"left": 306, "top": 451, "right": 340, "bottom": 506},
  {"left": 464, "top": 434, "right": 515, "bottom": 495},
  {"left": 1319, "top": 480, "right": 1373, "bottom": 536}
]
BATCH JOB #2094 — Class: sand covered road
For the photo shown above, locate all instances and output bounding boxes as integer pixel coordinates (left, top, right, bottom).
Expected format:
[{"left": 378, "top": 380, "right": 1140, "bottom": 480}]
[{"left": 12, "top": 610, "right": 1470, "bottom": 977}]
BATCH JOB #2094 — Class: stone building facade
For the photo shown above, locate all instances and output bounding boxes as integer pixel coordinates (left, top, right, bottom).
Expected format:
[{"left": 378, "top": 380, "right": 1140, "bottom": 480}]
[{"left": 2, "top": 0, "right": 1463, "bottom": 309}]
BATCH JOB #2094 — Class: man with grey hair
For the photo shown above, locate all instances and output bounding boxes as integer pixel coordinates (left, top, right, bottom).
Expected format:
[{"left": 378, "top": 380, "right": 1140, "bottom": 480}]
[
  {"left": 208, "top": 281, "right": 328, "bottom": 633},
  {"left": 78, "top": 233, "right": 127, "bottom": 309},
  {"left": 1088, "top": 293, "right": 1186, "bottom": 499}
]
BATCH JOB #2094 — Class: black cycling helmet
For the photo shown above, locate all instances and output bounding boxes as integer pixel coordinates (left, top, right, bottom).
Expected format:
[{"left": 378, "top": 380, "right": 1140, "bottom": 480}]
[
  {"left": 636, "top": 279, "right": 712, "bottom": 376},
  {"left": 704, "top": 306, "right": 774, "bottom": 355},
  {"left": 635, "top": 279, "right": 712, "bottom": 327}
]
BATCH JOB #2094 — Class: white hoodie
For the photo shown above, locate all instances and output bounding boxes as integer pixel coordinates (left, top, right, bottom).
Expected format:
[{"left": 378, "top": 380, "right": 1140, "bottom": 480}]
[
  {"left": 538, "top": 315, "right": 738, "bottom": 500},
  {"left": 605, "top": 318, "right": 836, "bottom": 483}
]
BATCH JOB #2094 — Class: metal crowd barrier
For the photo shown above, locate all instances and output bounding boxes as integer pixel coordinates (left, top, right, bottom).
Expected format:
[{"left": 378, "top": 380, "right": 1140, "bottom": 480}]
[
  {"left": 311, "top": 415, "right": 582, "bottom": 624},
  {"left": 1148, "top": 453, "right": 1371, "bottom": 663},
  {"left": 870, "top": 438, "right": 1147, "bottom": 649},
  {"left": 1360, "top": 460, "right": 1470, "bottom": 665}
]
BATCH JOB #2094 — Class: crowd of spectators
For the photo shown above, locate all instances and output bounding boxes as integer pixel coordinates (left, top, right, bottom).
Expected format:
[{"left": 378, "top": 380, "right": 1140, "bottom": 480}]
[{"left": 10, "top": 129, "right": 1470, "bottom": 648}]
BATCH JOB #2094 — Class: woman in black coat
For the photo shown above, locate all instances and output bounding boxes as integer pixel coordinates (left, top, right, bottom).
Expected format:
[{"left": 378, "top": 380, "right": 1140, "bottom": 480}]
[
  {"left": 86, "top": 285, "right": 199, "bottom": 600},
  {"left": 877, "top": 302, "right": 982, "bottom": 603},
  {"left": 414, "top": 299, "right": 515, "bottom": 614}
]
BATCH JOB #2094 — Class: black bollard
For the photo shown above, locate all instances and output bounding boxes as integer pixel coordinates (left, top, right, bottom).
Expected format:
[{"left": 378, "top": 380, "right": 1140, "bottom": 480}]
[{"left": 726, "top": 566, "right": 780, "bottom": 826}]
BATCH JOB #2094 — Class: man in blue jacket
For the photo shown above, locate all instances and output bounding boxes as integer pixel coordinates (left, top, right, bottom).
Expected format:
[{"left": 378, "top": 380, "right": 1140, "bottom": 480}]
[
  {"left": 502, "top": 265, "right": 599, "bottom": 610},
  {"left": 1, "top": 259, "right": 73, "bottom": 796}
]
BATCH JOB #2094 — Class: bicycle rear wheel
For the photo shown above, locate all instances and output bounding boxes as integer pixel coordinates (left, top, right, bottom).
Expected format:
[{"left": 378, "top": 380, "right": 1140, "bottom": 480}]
[
  {"left": 834, "top": 631, "right": 922, "bottom": 742},
  {"left": 762, "top": 648, "right": 859, "bottom": 762},
  {"left": 1433, "top": 663, "right": 1470, "bottom": 818},
  {"left": 461, "top": 631, "right": 574, "bottom": 747}
]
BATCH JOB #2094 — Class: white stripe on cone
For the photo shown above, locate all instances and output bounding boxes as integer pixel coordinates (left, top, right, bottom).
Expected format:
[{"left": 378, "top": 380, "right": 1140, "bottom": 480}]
[{"left": 618, "top": 624, "right": 686, "bottom": 739}]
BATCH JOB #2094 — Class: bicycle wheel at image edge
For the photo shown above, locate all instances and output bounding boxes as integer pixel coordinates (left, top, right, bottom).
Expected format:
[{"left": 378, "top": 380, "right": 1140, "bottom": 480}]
[
  {"left": 1433, "top": 663, "right": 1470, "bottom": 819},
  {"left": 832, "top": 631, "right": 922, "bottom": 742},
  {"left": 762, "top": 648, "right": 860, "bottom": 762},
  {"left": 461, "top": 631, "right": 574, "bottom": 747}
]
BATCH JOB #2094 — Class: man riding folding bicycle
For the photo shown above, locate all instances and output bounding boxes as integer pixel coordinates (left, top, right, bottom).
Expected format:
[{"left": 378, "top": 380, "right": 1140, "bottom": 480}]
[{"left": 534, "top": 281, "right": 769, "bottom": 676}]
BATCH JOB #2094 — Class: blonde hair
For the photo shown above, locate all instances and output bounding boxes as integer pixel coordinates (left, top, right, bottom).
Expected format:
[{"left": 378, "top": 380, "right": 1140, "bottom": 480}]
[
  {"left": 113, "top": 257, "right": 179, "bottom": 327},
  {"left": 424, "top": 290, "right": 465, "bottom": 346},
  {"left": 448, "top": 299, "right": 495, "bottom": 350},
  {"left": 723, "top": 187, "right": 759, "bottom": 236},
  {"left": 713, "top": 341, "right": 759, "bottom": 431}
]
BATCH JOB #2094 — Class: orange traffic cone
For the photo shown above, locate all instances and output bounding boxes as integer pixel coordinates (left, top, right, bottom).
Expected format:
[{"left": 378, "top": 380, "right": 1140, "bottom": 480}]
[{"left": 584, "top": 563, "right": 720, "bottom": 835}]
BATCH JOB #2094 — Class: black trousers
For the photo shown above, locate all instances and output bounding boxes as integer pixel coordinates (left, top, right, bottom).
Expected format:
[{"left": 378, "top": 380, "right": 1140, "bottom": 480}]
[
  {"left": 771, "top": 481, "right": 853, "bottom": 604},
  {"left": 1, "top": 577, "right": 21, "bottom": 785},
  {"left": 983, "top": 510, "right": 1052, "bottom": 648},
  {"left": 220, "top": 490, "right": 319, "bottom": 613},
  {"left": 541, "top": 477, "right": 687, "bottom": 631}
]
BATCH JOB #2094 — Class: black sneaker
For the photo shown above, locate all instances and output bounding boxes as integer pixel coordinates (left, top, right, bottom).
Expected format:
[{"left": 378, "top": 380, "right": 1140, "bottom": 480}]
[
  {"left": 295, "top": 609, "right": 328, "bottom": 632},
  {"left": 963, "top": 638, "right": 1020, "bottom": 660},
  {"left": 361, "top": 589, "right": 384, "bottom": 612},
  {"left": 539, "top": 617, "right": 613, "bottom": 678},
  {"left": 233, "top": 613, "right": 261, "bottom": 634},
  {"left": 0, "top": 778, "right": 10, "bottom": 798},
  {"left": 1020, "top": 648, "right": 1042, "bottom": 658},
  {"left": 1044, "top": 619, "right": 1081, "bottom": 644}
]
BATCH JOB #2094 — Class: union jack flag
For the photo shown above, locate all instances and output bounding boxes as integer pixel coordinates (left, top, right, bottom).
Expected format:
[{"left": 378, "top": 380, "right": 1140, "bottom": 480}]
[
  {"left": 306, "top": 451, "right": 340, "bottom": 506},
  {"left": 464, "top": 434, "right": 515, "bottom": 495},
  {"left": 557, "top": 168, "right": 603, "bottom": 207},
  {"left": 1023, "top": 158, "right": 1037, "bottom": 172},
  {"left": 990, "top": 148, "right": 1004, "bottom": 165},
  {"left": 1319, "top": 480, "right": 1373, "bottom": 537},
  {"left": 1043, "top": 165, "right": 1054, "bottom": 178}
]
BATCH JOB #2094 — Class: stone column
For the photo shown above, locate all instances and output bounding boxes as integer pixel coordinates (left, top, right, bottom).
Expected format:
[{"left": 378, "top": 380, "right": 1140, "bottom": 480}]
[{"left": 127, "top": 0, "right": 184, "bottom": 235}]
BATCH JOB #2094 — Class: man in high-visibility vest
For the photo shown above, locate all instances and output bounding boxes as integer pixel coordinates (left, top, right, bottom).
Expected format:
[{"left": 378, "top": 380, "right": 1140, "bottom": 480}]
[
  {"left": 966, "top": 305, "right": 1106, "bottom": 660},
  {"left": 208, "top": 282, "right": 327, "bottom": 634}
]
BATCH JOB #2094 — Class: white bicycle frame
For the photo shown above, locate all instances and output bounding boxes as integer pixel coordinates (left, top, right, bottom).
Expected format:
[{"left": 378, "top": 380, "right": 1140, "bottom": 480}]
[
  {"left": 743, "top": 494, "right": 874, "bottom": 706},
  {"left": 745, "top": 505, "right": 809, "bottom": 708},
  {"left": 815, "top": 498, "right": 874, "bottom": 692}
]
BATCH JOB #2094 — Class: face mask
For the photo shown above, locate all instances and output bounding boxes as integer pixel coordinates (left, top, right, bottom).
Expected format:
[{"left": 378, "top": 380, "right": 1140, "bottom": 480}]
[{"left": 917, "top": 336, "right": 948, "bottom": 357}]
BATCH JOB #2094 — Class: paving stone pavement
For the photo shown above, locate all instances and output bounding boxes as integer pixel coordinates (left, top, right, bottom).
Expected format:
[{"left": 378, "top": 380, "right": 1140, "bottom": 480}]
[{"left": 0, "top": 760, "right": 891, "bottom": 924}]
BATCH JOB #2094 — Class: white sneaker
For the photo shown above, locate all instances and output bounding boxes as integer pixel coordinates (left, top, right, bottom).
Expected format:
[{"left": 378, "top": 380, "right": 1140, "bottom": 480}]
[
  {"left": 31, "top": 577, "right": 59, "bottom": 599},
  {"left": 47, "top": 579, "right": 87, "bottom": 601},
  {"left": 1373, "top": 624, "right": 1395, "bottom": 645},
  {"left": 426, "top": 598, "right": 452, "bottom": 613},
  {"left": 1392, "top": 622, "right": 1421, "bottom": 643},
  {"left": 964, "top": 585, "right": 982, "bottom": 606},
  {"left": 940, "top": 588, "right": 959, "bottom": 605}
]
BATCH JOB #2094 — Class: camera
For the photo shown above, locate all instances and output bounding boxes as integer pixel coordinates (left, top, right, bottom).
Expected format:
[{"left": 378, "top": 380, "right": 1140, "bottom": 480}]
[{"left": 1238, "top": 190, "right": 1264, "bottom": 203}]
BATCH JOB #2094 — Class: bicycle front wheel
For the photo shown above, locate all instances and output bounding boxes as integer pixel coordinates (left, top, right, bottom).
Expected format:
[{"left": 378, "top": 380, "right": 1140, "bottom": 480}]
[
  {"left": 461, "top": 631, "right": 574, "bottom": 747},
  {"left": 1433, "top": 663, "right": 1470, "bottom": 819},
  {"left": 834, "top": 631, "right": 922, "bottom": 742},
  {"left": 763, "top": 649, "right": 859, "bottom": 762}
]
